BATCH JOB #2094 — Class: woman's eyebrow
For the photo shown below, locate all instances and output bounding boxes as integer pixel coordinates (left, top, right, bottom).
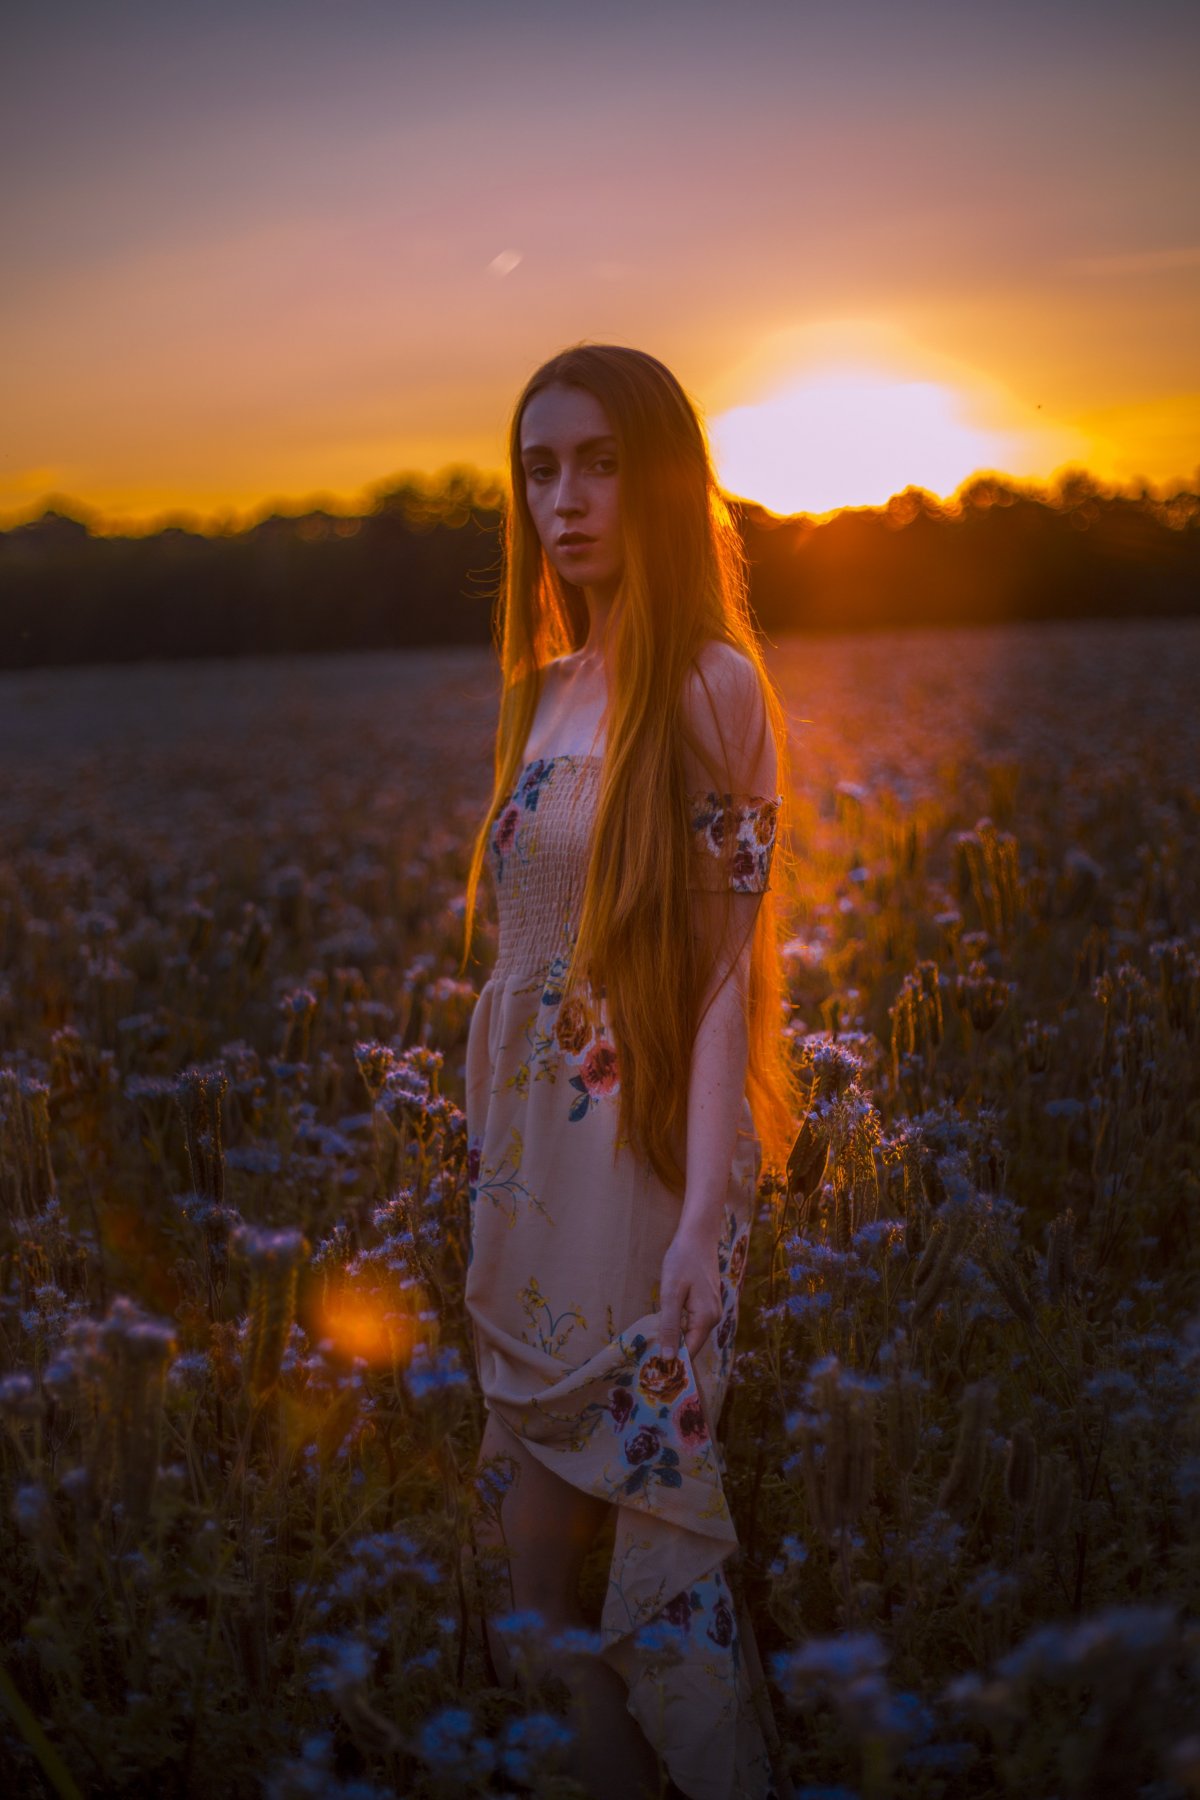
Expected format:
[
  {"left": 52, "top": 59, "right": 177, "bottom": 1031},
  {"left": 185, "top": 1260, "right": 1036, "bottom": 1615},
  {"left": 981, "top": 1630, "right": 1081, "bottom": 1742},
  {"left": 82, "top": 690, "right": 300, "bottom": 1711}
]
[{"left": 520, "top": 435, "right": 617, "bottom": 459}]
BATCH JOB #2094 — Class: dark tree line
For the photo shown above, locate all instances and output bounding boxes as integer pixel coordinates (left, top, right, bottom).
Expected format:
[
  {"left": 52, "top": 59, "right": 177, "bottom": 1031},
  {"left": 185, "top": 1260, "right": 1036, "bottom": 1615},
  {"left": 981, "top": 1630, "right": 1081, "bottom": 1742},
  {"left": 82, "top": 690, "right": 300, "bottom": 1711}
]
[
  {"left": 1, "top": 468, "right": 1197, "bottom": 670},
  {"left": 744, "top": 473, "right": 1200, "bottom": 633}
]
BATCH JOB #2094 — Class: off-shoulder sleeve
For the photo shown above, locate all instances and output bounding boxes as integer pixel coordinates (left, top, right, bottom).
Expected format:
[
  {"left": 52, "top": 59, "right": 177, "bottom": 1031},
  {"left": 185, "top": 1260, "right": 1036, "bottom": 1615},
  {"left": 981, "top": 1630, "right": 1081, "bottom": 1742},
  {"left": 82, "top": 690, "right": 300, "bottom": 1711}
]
[{"left": 687, "top": 791, "right": 783, "bottom": 892}]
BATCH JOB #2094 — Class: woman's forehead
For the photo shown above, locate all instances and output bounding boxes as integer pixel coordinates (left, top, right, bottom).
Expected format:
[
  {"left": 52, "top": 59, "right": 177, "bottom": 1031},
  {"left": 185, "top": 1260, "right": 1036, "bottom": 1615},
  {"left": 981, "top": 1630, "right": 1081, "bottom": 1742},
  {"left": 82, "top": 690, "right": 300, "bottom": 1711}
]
[{"left": 519, "top": 383, "right": 615, "bottom": 453}]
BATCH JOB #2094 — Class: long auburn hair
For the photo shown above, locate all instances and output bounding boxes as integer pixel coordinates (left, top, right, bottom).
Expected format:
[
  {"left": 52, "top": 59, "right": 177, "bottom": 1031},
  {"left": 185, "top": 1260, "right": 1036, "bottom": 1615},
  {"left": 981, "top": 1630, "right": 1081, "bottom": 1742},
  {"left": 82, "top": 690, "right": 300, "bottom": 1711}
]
[{"left": 463, "top": 344, "right": 797, "bottom": 1191}]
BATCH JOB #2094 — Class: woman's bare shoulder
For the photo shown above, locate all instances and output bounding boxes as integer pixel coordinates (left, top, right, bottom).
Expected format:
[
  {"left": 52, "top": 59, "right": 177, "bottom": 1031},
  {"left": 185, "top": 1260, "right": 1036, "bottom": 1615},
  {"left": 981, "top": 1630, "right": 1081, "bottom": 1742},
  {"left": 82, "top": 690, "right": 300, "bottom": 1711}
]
[
  {"left": 681, "top": 641, "right": 764, "bottom": 737},
  {"left": 679, "top": 641, "right": 774, "bottom": 793}
]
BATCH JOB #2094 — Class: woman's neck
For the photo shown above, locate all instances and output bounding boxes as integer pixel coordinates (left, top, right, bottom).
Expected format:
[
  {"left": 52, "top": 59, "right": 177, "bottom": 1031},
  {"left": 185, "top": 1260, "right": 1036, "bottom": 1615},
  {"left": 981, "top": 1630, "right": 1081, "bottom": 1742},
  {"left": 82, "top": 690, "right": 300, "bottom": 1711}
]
[{"left": 579, "top": 586, "right": 617, "bottom": 664}]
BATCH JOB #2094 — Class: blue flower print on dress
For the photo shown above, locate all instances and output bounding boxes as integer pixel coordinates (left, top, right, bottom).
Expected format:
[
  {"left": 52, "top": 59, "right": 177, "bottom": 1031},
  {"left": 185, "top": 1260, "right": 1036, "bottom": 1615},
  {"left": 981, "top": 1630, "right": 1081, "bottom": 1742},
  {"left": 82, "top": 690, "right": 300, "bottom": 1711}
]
[
  {"left": 517, "top": 758, "right": 556, "bottom": 809},
  {"left": 490, "top": 758, "right": 559, "bottom": 881},
  {"left": 541, "top": 949, "right": 570, "bottom": 1008}
]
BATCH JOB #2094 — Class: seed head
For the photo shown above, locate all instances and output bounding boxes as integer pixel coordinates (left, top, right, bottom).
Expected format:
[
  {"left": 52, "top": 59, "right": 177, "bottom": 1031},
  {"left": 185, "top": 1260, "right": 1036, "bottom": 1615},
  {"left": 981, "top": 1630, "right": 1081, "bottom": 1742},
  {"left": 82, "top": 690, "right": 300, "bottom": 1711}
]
[
  {"left": 787, "top": 1117, "right": 829, "bottom": 1205},
  {"left": 235, "top": 1225, "right": 309, "bottom": 1399},
  {"left": 885, "top": 1366, "right": 922, "bottom": 1479},
  {"left": 0, "top": 1069, "right": 57, "bottom": 1221},
  {"left": 1149, "top": 936, "right": 1200, "bottom": 1041},
  {"left": 954, "top": 961, "right": 1013, "bottom": 1035},
  {"left": 98, "top": 1297, "right": 178, "bottom": 1529},
  {"left": 1033, "top": 1451, "right": 1073, "bottom": 1549},
  {"left": 791, "top": 1358, "right": 879, "bottom": 1539},
  {"left": 1046, "top": 1209, "right": 1076, "bottom": 1304},
  {"left": 354, "top": 1039, "right": 399, "bottom": 1102},
  {"left": 1004, "top": 1421, "right": 1038, "bottom": 1513},
  {"left": 980, "top": 1239, "right": 1036, "bottom": 1328},
  {"left": 176, "top": 1066, "right": 229, "bottom": 1205},
  {"left": 911, "top": 1208, "right": 973, "bottom": 1328},
  {"left": 938, "top": 1379, "right": 996, "bottom": 1516},
  {"left": 889, "top": 960, "right": 944, "bottom": 1083},
  {"left": 1021, "top": 1019, "right": 1058, "bottom": 1076}
]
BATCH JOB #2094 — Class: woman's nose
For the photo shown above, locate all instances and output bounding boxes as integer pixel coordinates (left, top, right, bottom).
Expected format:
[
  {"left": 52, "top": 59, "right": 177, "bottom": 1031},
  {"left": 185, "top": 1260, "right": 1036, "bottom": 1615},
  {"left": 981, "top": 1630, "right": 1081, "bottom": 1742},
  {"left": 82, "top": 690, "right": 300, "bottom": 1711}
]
[{"left": 554, "top": 467, "right": 583, "bottom": 516}]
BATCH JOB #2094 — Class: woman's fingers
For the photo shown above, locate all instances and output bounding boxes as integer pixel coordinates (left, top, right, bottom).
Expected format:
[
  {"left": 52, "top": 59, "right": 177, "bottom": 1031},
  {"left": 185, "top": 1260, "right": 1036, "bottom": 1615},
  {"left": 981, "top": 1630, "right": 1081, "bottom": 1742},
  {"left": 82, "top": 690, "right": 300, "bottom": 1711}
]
[
  {"left": 658, "top": 1238, "right": 722, "bottom": 1360},
  {"left": 662, "top": 1278, "right": 719, "bottom": 1362},
  {"left": 658, "top": 1276, "right": 683, "bottom": 1356},
  {"left": 683, "top": 1302, "right": 720, "bottom": 1359}
]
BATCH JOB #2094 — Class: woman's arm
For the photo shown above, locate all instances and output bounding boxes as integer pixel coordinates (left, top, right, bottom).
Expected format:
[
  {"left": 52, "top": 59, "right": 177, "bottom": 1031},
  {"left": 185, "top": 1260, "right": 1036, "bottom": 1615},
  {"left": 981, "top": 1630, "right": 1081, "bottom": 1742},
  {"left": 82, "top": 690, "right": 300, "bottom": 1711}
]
[{"left": 657, "top": 643, "right": 777, "bottom": 1360}]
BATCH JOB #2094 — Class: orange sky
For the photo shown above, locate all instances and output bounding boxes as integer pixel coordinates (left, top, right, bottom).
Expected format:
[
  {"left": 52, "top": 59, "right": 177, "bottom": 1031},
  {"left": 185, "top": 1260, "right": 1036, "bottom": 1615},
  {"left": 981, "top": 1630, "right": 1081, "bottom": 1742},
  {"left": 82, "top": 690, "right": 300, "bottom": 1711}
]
[{"left": 3, "top": 0, "right": 1198, "bottom": 530}]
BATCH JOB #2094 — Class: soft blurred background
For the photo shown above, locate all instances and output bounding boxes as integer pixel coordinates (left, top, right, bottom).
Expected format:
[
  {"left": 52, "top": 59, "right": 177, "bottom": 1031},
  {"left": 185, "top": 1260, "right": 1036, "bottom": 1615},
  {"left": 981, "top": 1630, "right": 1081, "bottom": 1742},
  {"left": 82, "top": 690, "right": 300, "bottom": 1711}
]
[{"left": 1, "top": 0, "right": 1197, "bottom": 660}]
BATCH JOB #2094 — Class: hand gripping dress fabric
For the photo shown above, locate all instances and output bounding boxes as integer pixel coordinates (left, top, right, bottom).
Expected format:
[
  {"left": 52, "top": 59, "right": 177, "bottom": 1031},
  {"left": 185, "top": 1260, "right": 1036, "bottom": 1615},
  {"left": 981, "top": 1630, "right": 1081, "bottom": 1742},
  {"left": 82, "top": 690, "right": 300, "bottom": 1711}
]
[{"left": 464, "top": 753, "right": 783, "bottom": 1800}]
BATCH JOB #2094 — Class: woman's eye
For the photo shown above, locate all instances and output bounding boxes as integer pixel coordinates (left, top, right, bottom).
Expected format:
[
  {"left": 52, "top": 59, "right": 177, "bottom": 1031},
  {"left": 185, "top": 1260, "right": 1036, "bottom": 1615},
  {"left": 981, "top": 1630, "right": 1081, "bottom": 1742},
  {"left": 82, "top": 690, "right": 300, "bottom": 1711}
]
[
  {"left": 526, "top": 465, "right": 554, "bottom": 482},
  {"left": 592, "top": 458, "right": 617, "bottom": 475}
]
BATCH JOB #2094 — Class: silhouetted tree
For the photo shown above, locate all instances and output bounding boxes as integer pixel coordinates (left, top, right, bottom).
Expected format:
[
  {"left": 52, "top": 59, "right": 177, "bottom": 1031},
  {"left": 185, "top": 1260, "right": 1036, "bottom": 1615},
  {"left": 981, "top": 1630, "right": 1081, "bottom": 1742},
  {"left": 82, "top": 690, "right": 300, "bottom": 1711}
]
[{"left": 1, "top": 471, "right": 1196, "bottom": 670}]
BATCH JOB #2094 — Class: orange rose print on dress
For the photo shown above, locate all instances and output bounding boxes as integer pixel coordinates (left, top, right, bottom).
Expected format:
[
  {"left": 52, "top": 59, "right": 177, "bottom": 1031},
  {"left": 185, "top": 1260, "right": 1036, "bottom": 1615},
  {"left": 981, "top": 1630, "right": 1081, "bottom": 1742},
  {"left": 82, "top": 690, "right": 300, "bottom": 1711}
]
[
  {"left": 638, "top": 1353, "right": 690, "bottom": 1406},
  {"left": 554, "top": 996, "right": 593, "bottom": 1056}
]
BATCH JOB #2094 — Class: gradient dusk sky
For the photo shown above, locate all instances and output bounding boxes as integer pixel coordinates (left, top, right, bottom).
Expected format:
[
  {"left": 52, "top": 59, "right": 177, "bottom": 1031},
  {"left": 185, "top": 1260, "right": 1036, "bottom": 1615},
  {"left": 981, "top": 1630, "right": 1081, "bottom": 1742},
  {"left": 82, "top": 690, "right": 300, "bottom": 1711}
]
[{"left": 3, "top": 0, "right": 1198, "bottom": 528}]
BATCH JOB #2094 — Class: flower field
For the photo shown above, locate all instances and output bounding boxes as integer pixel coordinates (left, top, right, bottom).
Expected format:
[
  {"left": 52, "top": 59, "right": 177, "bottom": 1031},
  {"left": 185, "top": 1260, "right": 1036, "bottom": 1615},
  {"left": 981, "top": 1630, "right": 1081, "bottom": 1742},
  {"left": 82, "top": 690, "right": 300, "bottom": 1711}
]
[{"left": 1, "top": 622, "right": 1198, "bottom": 1799}]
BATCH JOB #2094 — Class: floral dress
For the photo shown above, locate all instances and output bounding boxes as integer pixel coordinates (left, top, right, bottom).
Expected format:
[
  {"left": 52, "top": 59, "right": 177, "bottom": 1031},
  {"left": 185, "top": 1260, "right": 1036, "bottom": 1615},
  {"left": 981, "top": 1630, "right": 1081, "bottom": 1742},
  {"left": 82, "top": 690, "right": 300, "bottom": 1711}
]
[{"left": 464, "top": 752, "right": 783, "bottom": 1800}]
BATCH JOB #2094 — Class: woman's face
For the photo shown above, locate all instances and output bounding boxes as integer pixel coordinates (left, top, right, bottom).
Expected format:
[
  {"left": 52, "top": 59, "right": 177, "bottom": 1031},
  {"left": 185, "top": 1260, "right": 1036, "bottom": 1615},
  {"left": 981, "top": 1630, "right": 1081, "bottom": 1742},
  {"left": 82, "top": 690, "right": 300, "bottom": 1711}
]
[{"left": 518, "top": 383, "right": 624, "bottom": 605}]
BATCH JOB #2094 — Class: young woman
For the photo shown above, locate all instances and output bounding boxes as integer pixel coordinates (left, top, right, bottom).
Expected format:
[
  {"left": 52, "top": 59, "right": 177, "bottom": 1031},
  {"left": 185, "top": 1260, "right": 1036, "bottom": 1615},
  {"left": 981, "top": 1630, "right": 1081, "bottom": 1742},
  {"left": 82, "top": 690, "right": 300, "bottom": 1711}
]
[{"left": 461, "top": 345, "right": 796, "bottom": 1800}]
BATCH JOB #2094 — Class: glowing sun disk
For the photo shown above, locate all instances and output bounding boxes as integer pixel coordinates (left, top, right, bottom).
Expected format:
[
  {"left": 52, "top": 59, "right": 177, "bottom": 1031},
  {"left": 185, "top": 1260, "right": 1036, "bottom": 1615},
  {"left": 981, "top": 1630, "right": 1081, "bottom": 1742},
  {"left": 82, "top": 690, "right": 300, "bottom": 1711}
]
[{"left": 711, "top": 368, "right": 1021, "bottom": 516}]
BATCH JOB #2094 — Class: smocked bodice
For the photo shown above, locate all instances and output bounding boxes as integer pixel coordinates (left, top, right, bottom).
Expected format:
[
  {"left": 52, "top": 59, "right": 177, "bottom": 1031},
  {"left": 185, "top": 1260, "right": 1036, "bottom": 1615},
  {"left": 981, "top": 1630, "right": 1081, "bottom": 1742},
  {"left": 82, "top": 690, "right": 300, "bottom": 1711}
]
[
  {"left": 484, "top": 752, "right": 783, "bottom": 987},
  {"left": 485, "top": 753, "right": 600, "bottom": 983}
]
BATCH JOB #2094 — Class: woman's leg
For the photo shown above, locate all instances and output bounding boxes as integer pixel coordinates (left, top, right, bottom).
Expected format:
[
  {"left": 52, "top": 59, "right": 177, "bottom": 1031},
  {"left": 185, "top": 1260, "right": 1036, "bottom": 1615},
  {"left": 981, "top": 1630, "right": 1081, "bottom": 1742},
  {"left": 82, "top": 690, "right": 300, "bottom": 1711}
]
[{"left": 471, "top": 1410, "right": 665, "bottom": 1800}]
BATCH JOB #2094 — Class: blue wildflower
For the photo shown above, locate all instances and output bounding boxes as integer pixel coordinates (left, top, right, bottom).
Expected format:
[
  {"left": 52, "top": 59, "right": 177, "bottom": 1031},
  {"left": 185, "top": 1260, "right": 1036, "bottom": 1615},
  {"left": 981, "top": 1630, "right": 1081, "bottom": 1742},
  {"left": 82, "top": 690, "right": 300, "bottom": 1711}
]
[
  {"left": 414, "top": 1707, "right": 493, "bottom": 1782},
  {"left": 498, "top": 1713, "right": 574, "bottom": 1782},
  {"left": 305, "top": 1631, "right": 371, "bottom": 1696},
  {"left": 405, "top": 1344, "right": 469, "bottom": 1401}
]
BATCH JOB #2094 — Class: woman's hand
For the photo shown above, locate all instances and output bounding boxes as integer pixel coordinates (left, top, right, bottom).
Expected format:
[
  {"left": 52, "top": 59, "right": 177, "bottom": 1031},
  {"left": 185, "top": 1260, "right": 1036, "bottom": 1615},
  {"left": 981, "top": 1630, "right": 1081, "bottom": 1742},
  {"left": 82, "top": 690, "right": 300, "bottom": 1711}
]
[{"left": 657, "top": 1222, "right": 722, "bottom": 1360}]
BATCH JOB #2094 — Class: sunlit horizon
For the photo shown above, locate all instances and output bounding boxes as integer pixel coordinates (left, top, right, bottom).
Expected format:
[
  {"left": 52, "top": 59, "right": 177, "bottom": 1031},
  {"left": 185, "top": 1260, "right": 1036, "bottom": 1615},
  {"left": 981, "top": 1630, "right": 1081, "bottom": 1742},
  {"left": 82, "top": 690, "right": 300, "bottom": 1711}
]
[
  {"left": 3, "top": 3, "right": 1196, "bottom": 533},
  {"left": 4, "top": 447, "right": 1192, "bottom": 541},
  {"left": 6, "top": 324, "right": 1194, "bottom": 534}
]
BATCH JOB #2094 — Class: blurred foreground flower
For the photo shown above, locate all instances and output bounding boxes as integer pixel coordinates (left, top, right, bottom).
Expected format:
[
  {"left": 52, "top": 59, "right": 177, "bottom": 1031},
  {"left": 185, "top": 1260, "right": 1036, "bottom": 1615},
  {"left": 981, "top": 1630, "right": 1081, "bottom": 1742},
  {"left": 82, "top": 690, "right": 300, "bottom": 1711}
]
[{"left": 234, "top": 1224, "right": 308, "bottom": 1398}]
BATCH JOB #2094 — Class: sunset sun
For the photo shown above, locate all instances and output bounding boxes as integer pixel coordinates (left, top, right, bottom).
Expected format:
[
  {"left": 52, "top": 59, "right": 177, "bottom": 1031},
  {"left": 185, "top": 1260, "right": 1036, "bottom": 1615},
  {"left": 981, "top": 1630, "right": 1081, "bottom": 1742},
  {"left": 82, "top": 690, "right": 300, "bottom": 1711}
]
[{"left": 710, "top": 365, "right": 1025, "bottom": 516}]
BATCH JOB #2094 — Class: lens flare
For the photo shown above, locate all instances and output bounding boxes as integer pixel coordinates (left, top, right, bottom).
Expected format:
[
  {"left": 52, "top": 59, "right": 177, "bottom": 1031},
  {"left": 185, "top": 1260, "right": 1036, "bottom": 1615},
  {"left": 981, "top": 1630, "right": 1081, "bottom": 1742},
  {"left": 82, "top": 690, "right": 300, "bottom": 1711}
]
[{"left": 316, "top": 1285, "right": 424, "bottom": 1366}]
